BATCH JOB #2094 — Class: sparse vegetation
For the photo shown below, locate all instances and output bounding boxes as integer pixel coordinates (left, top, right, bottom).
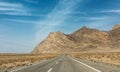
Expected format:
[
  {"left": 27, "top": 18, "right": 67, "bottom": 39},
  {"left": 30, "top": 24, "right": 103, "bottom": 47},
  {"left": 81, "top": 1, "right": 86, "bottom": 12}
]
[
  {"left": 1, "top": 52, "right": 120, "bottom": 70},
  {"left": 68, "top": 52, "right": 120, "bottom": 66},
  {"left": 0, "top": 53, "right": 59, "bottom": 70}
]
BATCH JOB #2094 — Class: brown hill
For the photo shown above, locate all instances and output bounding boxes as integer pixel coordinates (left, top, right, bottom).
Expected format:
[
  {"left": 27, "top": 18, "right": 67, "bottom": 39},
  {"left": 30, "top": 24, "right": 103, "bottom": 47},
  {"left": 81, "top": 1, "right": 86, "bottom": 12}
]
[
  {"left": 32, "top": 24, "right": 120, "bottom": 54},
  {"left": 32, "top": 32, "right": 75, "bottom": 53},
  {"left": 110, "top": 24, "right": 120, "bottom": 48}
]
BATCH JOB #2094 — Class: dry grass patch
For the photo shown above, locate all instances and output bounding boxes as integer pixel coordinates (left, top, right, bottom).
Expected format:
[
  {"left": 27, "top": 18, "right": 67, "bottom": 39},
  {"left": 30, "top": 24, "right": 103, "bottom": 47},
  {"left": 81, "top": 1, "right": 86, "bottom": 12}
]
[
  {"left": 0, "top": 53, "right": 59, "bottom": 69},
  {"left": 68, "top": 52, "right": 120, "bottom": 66}
]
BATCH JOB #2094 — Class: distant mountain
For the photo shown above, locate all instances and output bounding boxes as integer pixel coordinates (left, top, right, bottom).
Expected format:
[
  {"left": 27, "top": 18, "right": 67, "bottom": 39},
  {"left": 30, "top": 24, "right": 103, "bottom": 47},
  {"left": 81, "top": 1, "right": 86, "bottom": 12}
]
[{"left": 32, "top": 24, "right": 120, "bottom": 53}]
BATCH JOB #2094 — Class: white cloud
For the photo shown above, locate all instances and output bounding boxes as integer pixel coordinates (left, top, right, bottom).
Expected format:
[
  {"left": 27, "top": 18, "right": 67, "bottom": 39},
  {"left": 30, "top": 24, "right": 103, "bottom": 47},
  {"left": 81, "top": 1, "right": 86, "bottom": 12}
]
[
  {"left": 87, "top": 17, "right": 108, "bottom": 20},
  {"left": 35, "top": 0, "right": 81, "bottom": 44},
  {"left": 100, "top": 9, "right": 120, "bottom": 14},
  {"left": 85, "top": 17, "right": 120, "bottom": 31},
  {"left": 0, "top": 2, "right": 30, "bottom": 16},
  {"left": 73, "top": 16, "right": 110, "bottom": 22},
  {"left": 0, "top": 8, "right": 21, "bottom": 11},
  {"left": 0, "top": 2, "right": 22, "bottom": 7},
  {"left": 4, "top": 19, "right": 37, "bottom": 24},
  {"left": 0, "top": 11, "right": 31, "bottom": 16},
  {"left": 25, "top": 0, "right": 38, "bottom": 4}
]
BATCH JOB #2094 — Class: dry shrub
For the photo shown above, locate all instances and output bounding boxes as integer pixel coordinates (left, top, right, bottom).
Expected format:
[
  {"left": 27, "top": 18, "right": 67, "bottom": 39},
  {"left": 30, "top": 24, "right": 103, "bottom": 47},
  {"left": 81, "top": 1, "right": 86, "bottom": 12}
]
[
  {"left": 0, "top": 53, "right": 59, "bottom": 69},
  {"left": 68, "top": 52, "right": 120, "bottom": 66}
]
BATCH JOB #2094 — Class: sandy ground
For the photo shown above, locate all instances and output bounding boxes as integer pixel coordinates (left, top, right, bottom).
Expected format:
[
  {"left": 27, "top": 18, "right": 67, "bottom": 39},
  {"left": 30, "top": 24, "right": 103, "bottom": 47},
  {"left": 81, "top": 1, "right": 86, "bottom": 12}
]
[{"left": 0, "top": 53, "right": 59, "bottom": 70}]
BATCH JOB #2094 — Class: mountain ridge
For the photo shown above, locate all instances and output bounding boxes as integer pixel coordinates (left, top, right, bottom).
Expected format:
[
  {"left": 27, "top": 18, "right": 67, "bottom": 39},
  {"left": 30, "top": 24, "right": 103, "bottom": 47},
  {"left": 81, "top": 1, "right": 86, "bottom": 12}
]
[{"left": 32, "top": 24, "right": 120, "bottom": 54}]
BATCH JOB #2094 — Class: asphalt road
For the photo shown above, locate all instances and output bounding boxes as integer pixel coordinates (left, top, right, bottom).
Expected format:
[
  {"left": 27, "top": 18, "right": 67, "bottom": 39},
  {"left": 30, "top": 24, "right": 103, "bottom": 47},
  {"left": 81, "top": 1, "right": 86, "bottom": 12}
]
[{"left": 9, "top": 55, "right": 120, "bottom": 72}]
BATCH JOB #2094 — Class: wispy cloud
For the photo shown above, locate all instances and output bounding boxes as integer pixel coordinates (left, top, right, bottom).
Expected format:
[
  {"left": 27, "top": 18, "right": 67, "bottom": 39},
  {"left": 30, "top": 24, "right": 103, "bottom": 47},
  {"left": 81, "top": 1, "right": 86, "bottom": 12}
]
[
  {"left": 0, "top": 11, "right": 31, "bottom": 16},
  {"left": 100, "top": 9, "right": 120, "bottom": 14},
  {"left": 74, "top": 16, "right": 110, "bottom": 21},
  {"left": 85, "top": 17, "right": 120, "bottom": 31},
  {"left": 73, "top": 16, "right": 110, "bottom": 22},
  {"left": 4, "top": 19, "right": 37, "bottom": 24},
  {"left": 0, "top": 2, "right": 30, "bottom": 16},
  {"left": 87, "top": 17, "right": 108, "bottom": 20},
  {"left": 25, "top": 0, "right": 39, "bottom": 4},
  {"left": 0, "top": 2, "right": 22, "bottom": 7},
  {"left": 35, "top": 0, "right": 81, "bottom": 44},
  {"left": 86, "top": 21, "right": 115, "bottom": 31}
]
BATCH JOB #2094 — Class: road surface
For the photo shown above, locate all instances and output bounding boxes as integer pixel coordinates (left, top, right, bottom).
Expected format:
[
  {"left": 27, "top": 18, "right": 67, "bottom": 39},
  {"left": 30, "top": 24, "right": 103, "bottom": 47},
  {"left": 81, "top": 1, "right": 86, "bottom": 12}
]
[{"left": 8, "top": 55, "right": 120, "bottom": 72}]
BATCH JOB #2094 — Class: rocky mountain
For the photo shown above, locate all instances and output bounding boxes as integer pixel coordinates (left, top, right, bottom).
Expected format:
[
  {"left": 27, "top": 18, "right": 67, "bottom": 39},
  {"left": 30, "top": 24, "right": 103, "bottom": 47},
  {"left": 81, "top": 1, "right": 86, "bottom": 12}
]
[
  {"left": 110, "top": 24, "right": 120, "bottom": 48},
  {"left": 32, "top": 32, "right": 75, "bottom": 53},
  {"left": 32, "top": 24, "right": 120, "bottom": 54}
]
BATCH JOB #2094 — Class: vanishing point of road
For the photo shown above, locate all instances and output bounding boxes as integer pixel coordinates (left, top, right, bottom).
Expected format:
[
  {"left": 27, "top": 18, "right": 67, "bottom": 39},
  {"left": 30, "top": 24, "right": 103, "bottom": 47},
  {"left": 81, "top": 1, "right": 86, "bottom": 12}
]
[{"left": 9, "top": 55, "right": 120, "bottom": 72}]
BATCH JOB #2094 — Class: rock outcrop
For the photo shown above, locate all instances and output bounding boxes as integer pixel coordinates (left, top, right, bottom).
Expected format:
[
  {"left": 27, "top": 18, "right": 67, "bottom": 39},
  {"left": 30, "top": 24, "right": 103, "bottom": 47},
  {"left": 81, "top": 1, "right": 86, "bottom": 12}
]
[
  {"left": 32, "top": 24, "right": 120, "bottom": 54},
  {"left": 32, "top": 32, "right": 75, "bottom": 53}
]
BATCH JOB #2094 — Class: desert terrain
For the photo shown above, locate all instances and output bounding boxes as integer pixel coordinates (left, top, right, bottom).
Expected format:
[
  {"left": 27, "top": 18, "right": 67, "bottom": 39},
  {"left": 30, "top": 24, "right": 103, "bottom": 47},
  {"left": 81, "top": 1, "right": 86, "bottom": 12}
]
[
  {"left": 1, "top": 25, "right": 120, "bottom": 71},
  {"left": 1, "top": 50, "right": 120, "bottom": 71},
  {"left": 0, "top": 53, "right": 59, "bottom": 71}
]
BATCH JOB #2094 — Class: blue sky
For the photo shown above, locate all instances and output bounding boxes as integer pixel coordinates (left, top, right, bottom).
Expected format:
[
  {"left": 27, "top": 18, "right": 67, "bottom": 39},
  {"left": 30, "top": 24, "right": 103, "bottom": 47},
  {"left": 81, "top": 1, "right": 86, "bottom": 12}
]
[{"left": 0, "top": 0, "right": 120, "bottom": 53}]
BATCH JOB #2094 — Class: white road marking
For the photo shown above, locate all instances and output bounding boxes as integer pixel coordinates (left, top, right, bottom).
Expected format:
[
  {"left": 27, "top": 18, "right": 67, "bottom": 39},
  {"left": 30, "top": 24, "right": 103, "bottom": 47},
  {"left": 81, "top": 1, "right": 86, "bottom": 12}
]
[
  {"left": 72, "top": 59, "right": 101, "bottom": 72},
  {"left": 56, "top": 61, "right": 59, "bottom": 64},
  {"left": 47, "top": 68, "right": 53, "bottom": 72}
]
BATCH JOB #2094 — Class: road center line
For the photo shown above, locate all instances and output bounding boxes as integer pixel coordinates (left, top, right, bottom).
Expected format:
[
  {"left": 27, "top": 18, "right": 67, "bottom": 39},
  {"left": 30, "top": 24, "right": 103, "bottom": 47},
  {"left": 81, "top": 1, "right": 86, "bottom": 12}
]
[
  {"left": 47, "top": 68, "right": 53, "bottom": 72},
  {"left": 72, "top": 59, "right": 101, "bottom": 72}
]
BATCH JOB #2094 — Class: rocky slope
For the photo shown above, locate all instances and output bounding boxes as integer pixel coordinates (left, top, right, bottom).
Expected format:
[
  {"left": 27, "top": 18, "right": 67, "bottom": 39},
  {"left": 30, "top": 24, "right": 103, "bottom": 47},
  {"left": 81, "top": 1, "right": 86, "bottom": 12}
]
[
  {"left": 32, "top": 24, "right": 120, "bottom": 53},
  {"left": 32, "top": 32, "right": 75, "bottom": 53}
]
